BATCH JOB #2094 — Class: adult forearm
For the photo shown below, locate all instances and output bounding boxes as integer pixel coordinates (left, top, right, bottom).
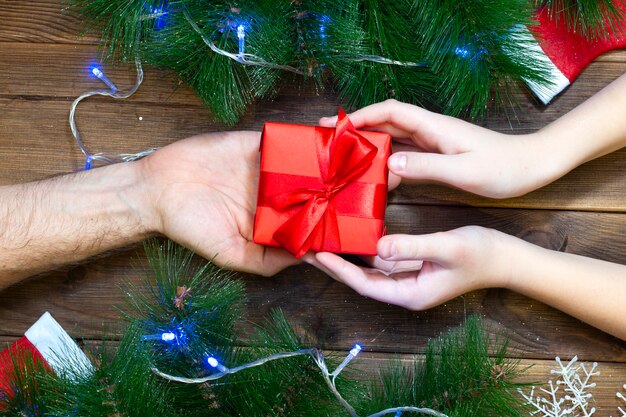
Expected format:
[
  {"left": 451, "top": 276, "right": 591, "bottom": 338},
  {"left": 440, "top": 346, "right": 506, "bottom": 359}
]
[
  {"left": 505, "top": 239, "right": 626, "bottom": 340},
  {"left": 0, "top": 162, "right": 157, "bottom": 289},
  {"left": 539, "top": 72, "right": 626, "bottom": 173}
]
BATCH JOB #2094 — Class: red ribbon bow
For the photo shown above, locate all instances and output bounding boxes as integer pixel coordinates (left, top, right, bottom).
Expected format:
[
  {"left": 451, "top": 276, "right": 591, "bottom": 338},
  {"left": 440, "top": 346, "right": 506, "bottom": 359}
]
[{"left": 271, "top": 109, "right": 378, "bottom": 258}]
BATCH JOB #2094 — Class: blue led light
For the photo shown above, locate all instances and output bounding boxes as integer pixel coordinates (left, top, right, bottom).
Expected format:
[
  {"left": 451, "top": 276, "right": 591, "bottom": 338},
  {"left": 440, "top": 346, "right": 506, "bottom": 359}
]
[
  {"left": 350, "top": 344, "right": 362, "bottom": 357},
  {"left": 237, "top": 24, "right": 246, "bottom": 58},
  {"left": 89, "top": 66, "right": 117, "bottom": 92},
  {"left": 454, "top": 46, "right": 470, "bottom": 58},
  {"left": 395, "top": 411, "right": 402, "bottom": 417},
  {"left": 319, "top": 24, "right": 326, "bottom": 38},
  {"left": 84, "top": 155, "right": 92, "bottom": 170},
  {"left": 161, "top": 332, "right": 176, "bottom": 342},
  {"left": 150, "top": 3, "right": 169, "bottom": 31},
  {"left": 454, "top": 44, "right": 488, "bottom": 66},
  {"left": 207, "top": 357, "right": 219, "bottom": 368},
  {"left": 319, "top": 15, "right": 331, "bottom": 40}
]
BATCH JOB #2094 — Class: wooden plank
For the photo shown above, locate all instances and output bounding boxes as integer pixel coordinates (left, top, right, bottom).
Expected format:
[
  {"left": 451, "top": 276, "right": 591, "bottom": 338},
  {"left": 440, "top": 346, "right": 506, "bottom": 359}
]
[
  {"left": 0, "top": 205, "right": 624, "bottom": 361},
  {"left": 360, "top": 356, "right": 626, "bottom": 416},
  {"left": 2, "top": 94, "right": 626, "bottom": 213},
  {"left": 1, "top": 42, "right": 624, "bottom": 121},
  {"left": 0, "top": 43, "right": 200, "bottom": 106},
  {"left": 0, "top": 0, "right": 96, "bottom": 44},
  {"left": 389, "top": 143, "right": 626, "bottom": 211}
]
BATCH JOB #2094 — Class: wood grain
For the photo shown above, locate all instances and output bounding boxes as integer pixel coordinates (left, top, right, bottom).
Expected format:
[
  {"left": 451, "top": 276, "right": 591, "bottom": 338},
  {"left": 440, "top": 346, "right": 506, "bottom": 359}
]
[
  {"left": 1, "top": 0, "right": 626, "bottom": 412},
  {"left": 1, "top": 84, "right": 626, "bottom": 211},
  {"left": 0, "top": 0, "right": 95, "bottom": 44},
  {"left": 0, "top": 205, "right": 624, "bottom": 361},
  {"left": 1, "top": 40, "right": 625, "bottom": 210}
]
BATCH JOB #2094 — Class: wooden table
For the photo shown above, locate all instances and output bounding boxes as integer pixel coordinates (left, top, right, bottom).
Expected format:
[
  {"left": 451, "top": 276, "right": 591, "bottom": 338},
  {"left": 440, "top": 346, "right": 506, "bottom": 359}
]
[{"left": 1, "top": 1, "right": 626, "bottom": 413}]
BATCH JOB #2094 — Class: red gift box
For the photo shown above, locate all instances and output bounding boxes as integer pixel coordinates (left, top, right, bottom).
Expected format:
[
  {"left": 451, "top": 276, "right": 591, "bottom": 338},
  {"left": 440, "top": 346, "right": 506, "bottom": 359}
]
[{"left": 253, "top": 110, "right": 391, "bottom": 258}]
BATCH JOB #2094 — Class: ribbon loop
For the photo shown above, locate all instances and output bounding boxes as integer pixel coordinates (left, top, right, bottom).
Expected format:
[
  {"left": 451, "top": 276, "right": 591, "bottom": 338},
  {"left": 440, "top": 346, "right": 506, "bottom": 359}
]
[{"left": 273, "top": 110, "right": 378, "bottom": 257}]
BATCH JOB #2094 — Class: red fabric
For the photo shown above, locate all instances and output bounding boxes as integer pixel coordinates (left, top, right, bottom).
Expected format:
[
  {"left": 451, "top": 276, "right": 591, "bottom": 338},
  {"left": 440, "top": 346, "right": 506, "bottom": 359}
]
[
  {"left": 532, "top": 4, "right": 626, "bottom": 81},
  {"left": 254, "top": 110, "right": 391, "bottom": 257},
  {"left": 0, "top": 337, "right": 46, "bottom": 393}
]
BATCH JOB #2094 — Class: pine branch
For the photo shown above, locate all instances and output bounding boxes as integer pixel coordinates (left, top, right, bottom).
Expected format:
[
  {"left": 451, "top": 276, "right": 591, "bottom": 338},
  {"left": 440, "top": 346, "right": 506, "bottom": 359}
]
[
  {"left": 0, "top": 350, "right": 51, "bottom": 416},
  {"left": 539, "top": 0, "right": 626, "bottom": 40},
  {"left": 66, "top": 0, "right": 559, "bottom": 124},
  {"left": 0, "top": 242, "right": 544, "bottom": 416},
  {"left": 35, "top": 330, "right": 184, "bottom": 417},
  {"left": 359, "top": 317, "right": 529, "bottom": 417}
]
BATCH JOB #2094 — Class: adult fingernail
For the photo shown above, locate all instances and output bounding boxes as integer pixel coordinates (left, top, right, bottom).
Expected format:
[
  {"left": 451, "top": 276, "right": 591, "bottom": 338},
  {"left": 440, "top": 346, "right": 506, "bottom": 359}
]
[
  {"left": 379, "top": 240, "right": 397, "bottom": 260},
  {"left": 389, "top": 154, "right": 407, "bottom": 171}
]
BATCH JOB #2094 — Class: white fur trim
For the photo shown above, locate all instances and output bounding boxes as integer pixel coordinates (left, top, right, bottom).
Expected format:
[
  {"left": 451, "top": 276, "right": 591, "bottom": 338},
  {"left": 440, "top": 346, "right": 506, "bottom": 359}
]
[{"left": 25, "top": 312, "right": 93, "bottom": 379}]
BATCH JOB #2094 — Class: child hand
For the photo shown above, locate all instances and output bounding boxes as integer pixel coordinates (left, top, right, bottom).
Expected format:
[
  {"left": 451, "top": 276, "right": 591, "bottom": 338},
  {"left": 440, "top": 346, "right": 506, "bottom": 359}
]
[
  {"left": 320, "top": 100, "right": 565, "bottom": 199},
  {"left": 304, "top": 226, "right": 515, "bottom": 310}
]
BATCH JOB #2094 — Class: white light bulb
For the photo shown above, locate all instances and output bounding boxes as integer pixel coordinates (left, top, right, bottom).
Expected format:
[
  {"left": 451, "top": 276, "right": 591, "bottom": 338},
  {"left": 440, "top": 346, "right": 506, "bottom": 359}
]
[
  {"left": 90, "top": 66, "right": 118, "bottom": 92},
  {"left": 237, "top": 25, "right": 246, "bottom": 59},
  {"left": 207, "top": 356, "right": 229, "bottom": 373},
  {"left": 349, "top": 344, "right": 362, "bottom": 357},
  {"left": 161, "top": 332, "right": 176, "bottom": 342},
  {"left": 332, "top": 343, "right": 363, "bottom": 377}
]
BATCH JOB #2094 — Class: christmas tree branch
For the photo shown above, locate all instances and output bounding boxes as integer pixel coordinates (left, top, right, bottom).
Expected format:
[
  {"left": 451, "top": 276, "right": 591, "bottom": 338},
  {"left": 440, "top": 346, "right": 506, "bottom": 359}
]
[
  {"left": 66, "top": 0, "right": 567, "bottom": 124},
  {"left": 2, "top": 240, "right": 533, "bottom": 416},
  {"left": 182, "top": 8, "right": 304, "bottom": 74},
  {"left": 150, "top": 345, "right": 448, "bottom": 417}
]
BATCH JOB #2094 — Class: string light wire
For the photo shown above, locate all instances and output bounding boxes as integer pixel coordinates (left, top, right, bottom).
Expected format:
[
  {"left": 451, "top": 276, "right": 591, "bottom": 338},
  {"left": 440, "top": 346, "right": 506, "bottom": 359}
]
[
  {"left": 151, "top": 345, "right": 448, "bottom": 417},
  {"left": 69, "top": 10, "right": 429, "bottom": 169},
  {"left": 182, "top": 9, "right": 427, "bottom": 73},
  {"left": 182, "top": 9, "right": 306, "bottom": 75},
  {"left": 69, "top": 58, "right": 158, "bottom": 169}
]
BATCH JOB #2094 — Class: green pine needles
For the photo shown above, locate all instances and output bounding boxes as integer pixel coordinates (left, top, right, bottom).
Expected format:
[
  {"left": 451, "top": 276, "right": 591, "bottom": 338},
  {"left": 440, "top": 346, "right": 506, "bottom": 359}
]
[
  {"left": 64, "top": 0, "right": 624, "bottom": 125},
  {"left": 540, "top": 0, "right": 626, "bottom": 39},
  {"left": 1, "top": 240, "right": 533, "bottom": 416}
]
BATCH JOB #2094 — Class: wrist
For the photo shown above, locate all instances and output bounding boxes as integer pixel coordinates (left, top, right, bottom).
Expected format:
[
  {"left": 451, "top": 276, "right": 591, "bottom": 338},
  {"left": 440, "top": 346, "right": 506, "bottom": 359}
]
[
  {"left": 495, "top": 233, "right": 551, "bottom": 293},
  {"left": 531, "top": 127, "right": 583, "bottom": 183},
  {"left": 487, "top": 230, "right": 531, "bottom": 290},
  {"left": 119, "top": 160, "right": 162, "bottom": 237}
]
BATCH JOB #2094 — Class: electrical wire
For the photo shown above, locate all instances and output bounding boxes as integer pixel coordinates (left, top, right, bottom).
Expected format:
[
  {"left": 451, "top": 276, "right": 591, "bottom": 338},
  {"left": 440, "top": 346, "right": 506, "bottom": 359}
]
[
  {"left": 69, "top": 58, "right": 158, "bottom": 169},
  {"left": 151, "top": 345, "right": 448, "bottom": 417}
]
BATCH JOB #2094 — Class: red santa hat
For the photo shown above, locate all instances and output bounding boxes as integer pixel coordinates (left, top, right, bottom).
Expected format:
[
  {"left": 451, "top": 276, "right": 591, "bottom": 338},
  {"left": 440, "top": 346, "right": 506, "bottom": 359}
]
[
  {"left": 0, "top": 312, "right": 93, "bottom": 393},
  {"left": 525, "top": 4, "right": 626, "bottom": 104}
]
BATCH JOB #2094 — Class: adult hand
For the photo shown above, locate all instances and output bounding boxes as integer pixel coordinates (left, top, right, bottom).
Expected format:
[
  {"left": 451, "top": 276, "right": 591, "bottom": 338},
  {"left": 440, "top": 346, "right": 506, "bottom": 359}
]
[
  {"left": 320, "top": 100, "right": 567, "bottom": 199},
  {"left": 138, "top": 131, "right": 299, "bottom": 276},
  {"left": 304, "top": 226, "right": 516, "bottom": 310}
]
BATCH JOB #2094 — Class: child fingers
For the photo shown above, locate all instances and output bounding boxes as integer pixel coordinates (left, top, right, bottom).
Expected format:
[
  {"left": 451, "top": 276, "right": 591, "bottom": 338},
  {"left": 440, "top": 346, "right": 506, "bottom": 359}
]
[
  {"left": 314, "top": 253, "right": 408, "bottom": 303},
  {"left": 377, "top": 233, "right": 452, "bottom": 264},
  {"left": 387, "top": 152, "right": 468, "bottom": 188}
]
